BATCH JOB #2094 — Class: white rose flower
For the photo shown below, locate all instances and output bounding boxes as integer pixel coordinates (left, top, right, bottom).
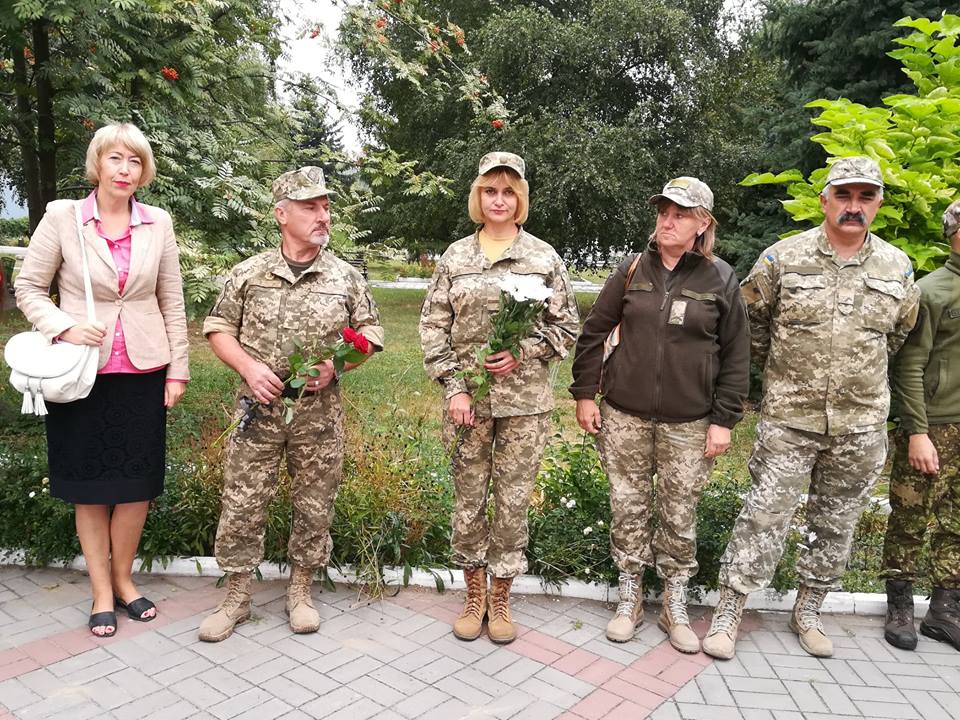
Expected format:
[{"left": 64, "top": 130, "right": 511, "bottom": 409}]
[
  {"left": 596, "top": 520, "right": 604, "bottom": 527},
  {"left": 28, "top": 491, "right": 36, "bottom": 498},
  {"left": 560, "top": 496, "right": 568, "bottom": 505},
  {"left": 498, "top": 272, "right": 553, "bottom": 303},
  {"left": 583, "top": 526, "right": 593, "bottom": 535},
  {"left": 566, "top": 499, "right": 576, "bottom": 509}
]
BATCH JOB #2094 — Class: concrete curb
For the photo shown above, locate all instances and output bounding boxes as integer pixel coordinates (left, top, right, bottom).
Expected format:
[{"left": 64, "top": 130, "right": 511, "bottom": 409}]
[{"left": 0, "top": 551, "right": 924, "bottom": 616}]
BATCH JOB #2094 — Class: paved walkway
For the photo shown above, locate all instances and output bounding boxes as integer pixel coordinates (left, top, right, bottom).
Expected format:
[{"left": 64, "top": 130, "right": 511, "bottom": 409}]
[{"left": 1, "top": 566, "right": 958, "bottom": 720}]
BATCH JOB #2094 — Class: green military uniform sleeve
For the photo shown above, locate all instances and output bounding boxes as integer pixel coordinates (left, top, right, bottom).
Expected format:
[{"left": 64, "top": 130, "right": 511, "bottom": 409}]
[
  {"left": 740, "top": 250, "right": 779, "bottom": 371},
  {"left": 419, "top": 262, "right": 468, "bottom": 398},
  {"left": 519, "top": 257, "right": 580, "bottom": 362},
  {"left": 893, "top": 300, "right": 935, "bottom": 435},
  {"left": 203, "top": 272, "right": 244, "bottom": 338}
]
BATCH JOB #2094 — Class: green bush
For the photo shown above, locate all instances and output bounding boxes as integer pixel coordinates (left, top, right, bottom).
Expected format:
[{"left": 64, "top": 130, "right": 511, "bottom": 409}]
[{"left": 0, "top": 217, "right": 29, "bottom": 246}]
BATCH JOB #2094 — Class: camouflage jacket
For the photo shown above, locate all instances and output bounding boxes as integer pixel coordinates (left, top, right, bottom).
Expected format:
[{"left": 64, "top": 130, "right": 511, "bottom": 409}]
[
  {"left": 203, "top": 247, "right": 384, "bottom": 378},
  {"left": 419, "top": 229, "right": 580, "bottom": 418},
  {"left": 741, "top": 225, "right": 920, "bottom": 435}
]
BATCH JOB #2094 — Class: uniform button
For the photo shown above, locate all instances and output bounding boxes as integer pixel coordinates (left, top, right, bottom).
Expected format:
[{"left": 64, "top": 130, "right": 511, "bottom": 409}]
[
  {"left": 114, "top": 351, "right": 120, "bottom": 355},
  {"left": 115, "top": 332, "right": 121, "bottom": 337}
]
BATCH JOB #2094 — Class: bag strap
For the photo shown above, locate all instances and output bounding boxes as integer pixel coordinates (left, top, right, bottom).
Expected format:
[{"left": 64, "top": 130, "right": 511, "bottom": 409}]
[
  {"left": 73, "top": 202, "right": 96, "bottom": 323},
  {"left": 622, "top": 253, "right": 642, "bottom": 290}
]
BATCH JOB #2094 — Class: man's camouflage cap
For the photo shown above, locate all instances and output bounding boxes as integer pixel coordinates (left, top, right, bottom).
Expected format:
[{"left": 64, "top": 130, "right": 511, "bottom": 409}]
[
  {"left": 944, "top": 199, "right": 960, "bottom": 239},
  {"left": 478, "top": 151, "right": 525, "bottom": 179},
  {"left": 649, "top": 176, "right": 714, "bottom": 212},
  {"left": 272, "top": 166, "right": 335, "bottom": 203},
  {"left": 825, "top": 156, "right": 884, "bottom": 188}
]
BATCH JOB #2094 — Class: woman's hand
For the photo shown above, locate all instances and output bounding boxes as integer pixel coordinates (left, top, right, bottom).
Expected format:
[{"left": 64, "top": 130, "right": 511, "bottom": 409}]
[
  {"left": 448, "top": 392, "right": 475, "bottom": 427},
  {"left": 576, "top": 398, "right": 602, "bottom": 434},
  {"left": 704, "top": 424, "right": 731, "bottom": 458},
  {"left": 908, "top": 433, "right": 939, "bottom": 475},
  {"left": 484, "top": 349, "right": 521, "bottom": 376},
  {"left": 60, "top": 321, "right": 107, "bottom": 346},
  {"left": 164, "top": 381, "right": 186, "bottom": 409}
]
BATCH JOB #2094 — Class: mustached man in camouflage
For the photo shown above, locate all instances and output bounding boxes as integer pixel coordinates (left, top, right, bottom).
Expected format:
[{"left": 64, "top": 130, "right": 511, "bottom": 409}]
[
  {"left": 702, "top": 156, "right": 920, "bottom": 660},
  {"left": 881, "top": 199, "right": 960, "bottom": 653},
  {"left": 199, "top": 167, "right": 384, "bottom": 642},
  {"left": 570, "top": 177, "right": 750, "bottom": 653},
  {"left": 419, "top": 152, "right": 580, "bottom": 644}
]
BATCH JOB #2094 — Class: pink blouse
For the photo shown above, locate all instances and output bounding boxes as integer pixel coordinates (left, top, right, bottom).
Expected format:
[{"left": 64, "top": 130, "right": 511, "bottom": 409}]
[{"left": 81, "top": 191, "right": 185, "bottom": 382}]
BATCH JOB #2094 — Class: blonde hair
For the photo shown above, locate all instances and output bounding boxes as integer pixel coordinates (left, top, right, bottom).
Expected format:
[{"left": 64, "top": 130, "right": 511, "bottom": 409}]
[
  {"left": 650, "top": 200, "right": 717, "bottom": 261},
  {"left": 468, "top": 168, "right": 529, "bottom": 225},
  {"left": 85, "top": 122, "right": 156, "bottom": 188}
]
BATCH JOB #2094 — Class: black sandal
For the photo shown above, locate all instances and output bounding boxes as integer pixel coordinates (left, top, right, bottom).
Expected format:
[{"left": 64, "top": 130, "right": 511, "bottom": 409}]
[
  {"left": 88, "top": 609, "right": 117, "bottom": 637},
  {"left": 114, "top": 596, "right": 157, "bottom": 622}
]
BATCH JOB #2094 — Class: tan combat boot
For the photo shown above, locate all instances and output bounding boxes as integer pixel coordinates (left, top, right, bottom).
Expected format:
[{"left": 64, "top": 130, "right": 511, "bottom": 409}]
[
  {"left": 658, "top": 577, "right": 700, "bottom": 653},
  {"left": 199, "top": 572, "right": 252, "bottom": 642},
  {"left": 286, "top": 565, "right": 321, "bottom": 634},
  {"left": 453, "top": 567, "right": 487, "bottom": 641},
  {"left": 606, "top": 572, "right": 644, "bottom": 642},
  {"left": 702, "top": 585, "right": 747, "bottom": 660},
  {"left": 487, "top": 576, "right": 517, "bottom": 644},
  {"left": 789, "top": 584, "right": 832, "bottom": 657}
]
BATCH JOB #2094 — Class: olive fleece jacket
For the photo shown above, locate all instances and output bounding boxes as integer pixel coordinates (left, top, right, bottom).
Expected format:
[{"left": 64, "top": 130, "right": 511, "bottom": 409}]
[{"left": 570, "top": 246, "right": 750, "bottom": 428}]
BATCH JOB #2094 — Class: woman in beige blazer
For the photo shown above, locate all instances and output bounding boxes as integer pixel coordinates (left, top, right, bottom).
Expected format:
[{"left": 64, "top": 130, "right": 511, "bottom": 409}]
[{"left": 15, "top": 123, "right": 189, "bottom": 637}]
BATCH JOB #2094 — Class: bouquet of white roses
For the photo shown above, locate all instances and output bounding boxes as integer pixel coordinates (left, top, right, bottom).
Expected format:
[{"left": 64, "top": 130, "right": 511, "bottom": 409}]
[{"left": 458, "top": 272, "right": 553, "bottom": 403}]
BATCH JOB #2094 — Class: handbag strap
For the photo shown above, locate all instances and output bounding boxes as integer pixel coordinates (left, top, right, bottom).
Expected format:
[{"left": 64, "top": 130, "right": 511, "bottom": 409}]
[
  {"left": 73, "top": 202, "right": 96, "bottom": 323},
  {"left": 622, "top": 253, "right": 642, "bottom": 290}
]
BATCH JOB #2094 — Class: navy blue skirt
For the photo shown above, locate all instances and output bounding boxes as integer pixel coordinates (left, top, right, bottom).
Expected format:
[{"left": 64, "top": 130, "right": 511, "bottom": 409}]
[{"left": 45, "top": 370, "right": 167, "bottom": 504}]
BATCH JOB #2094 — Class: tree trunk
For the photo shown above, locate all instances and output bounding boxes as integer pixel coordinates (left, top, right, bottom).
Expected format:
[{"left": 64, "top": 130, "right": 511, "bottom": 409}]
[
  {"left": 32, "top": 19, "right": 57, "bottom": 211},
  {"left": 11, "top": 43, "right": 42, "bottom": 234}
]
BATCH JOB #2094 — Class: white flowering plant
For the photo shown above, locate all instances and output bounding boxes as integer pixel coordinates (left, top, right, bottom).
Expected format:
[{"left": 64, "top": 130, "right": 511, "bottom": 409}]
[{"left": 457, "top": 272, "right": 553, "bottom": 403}]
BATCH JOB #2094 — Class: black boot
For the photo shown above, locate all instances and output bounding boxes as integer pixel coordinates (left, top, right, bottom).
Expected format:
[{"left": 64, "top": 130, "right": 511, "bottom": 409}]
[
  {"left": 920, "top": 587, "right": 960, "bottom": 651},
  {"left": 884, "top": 579, "right": 917, "bottom": 650}
]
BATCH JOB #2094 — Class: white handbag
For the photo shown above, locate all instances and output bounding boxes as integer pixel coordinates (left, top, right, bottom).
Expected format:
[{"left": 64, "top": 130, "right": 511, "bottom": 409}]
[{"left": 5, "top": 202, "right": 99, "bottom": 415}]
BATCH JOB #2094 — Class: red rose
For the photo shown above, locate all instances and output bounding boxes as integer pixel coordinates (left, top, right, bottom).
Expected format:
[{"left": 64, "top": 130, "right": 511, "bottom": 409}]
[
  {"left": 491, "top": 119, "right": 504, "bottom": 130},
  {"left": 342, "top": 327, "right": 360, "bottom": 344},
  {"left": 375, "top": 18, "right": 387, "bottom": 29},
  {"left": 352, "top": 333, "right": 370, "bottom": 354},
  {"left": 161, "top": 66, "right": 179, "bottom": 81}
]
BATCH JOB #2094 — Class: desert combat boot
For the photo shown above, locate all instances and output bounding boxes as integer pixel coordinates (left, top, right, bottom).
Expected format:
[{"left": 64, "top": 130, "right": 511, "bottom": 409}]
[
  {"left": 286, "top": 565, "right": 321, "bottom": 633},
  {"left": 199, "top": 572, "right": 252, "bottom": 642},
  {"left": 606, "top": 572, "right": 644, "bottom": 642},
  {"left": 487, "top": 576, "right": 517, "bottom": 644},
  {"left": 702, "top": 585, "right": 747, "bottom": 660},
  {"left": 789, "top": 584, "right": 833, "bottom": 657},
  {"left": 453, "top": 567, "right": 487, "bottom": 641},
  {"left": 884, "top": 579, "right": 918, "bottom": 650},
  {"left": 658, "top": 577, "right": 700, "bottom": 653}
]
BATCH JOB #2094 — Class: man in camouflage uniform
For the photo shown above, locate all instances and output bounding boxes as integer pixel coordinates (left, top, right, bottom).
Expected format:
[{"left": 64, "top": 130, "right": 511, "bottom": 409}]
[
  {"left": 703, "top": 157, "right": 920, "bottom": 660},
  {"left": 420, "top": 151, "right": 580, "bottom": 643},
  {"left": 881, "top": 199, "right": 960, "bottom": 652},
  {"left": 199, "top": 167, "right": 383, "bottom": 642}
]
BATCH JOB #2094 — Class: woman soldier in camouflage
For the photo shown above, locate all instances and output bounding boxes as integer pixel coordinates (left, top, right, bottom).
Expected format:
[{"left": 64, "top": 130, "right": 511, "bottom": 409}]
[
  {"left": 419, "top": 152, "right": 579, "bottom": 644},
  {"left": 570, "top": 178, "right": 750, "bottom": 653}
]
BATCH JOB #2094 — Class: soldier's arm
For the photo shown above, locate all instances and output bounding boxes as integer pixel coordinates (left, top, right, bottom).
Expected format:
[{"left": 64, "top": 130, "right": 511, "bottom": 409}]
[
  {"left": 347, "top": 274, "right": 385, "bottom": 354},
  {"left": 419, "top": 262, "right": 467, "bottom": 397},
  {"left": 204, "top": 273, "right": 283, "bottom": 403},
  {"left": 892, "top": 295, "right": 936, "bottom": 435},
  {"left": 519, "top": 256, "right": 581, "bottom": 363},
  {"left": 888, "top": 268, "right": 921, "bottom": 357},
  {"left": 739, "top": 251, "right": 778, "bottom": 372},
  {"left": 711, "top": 269, "right": 751, "bottom": 428}
]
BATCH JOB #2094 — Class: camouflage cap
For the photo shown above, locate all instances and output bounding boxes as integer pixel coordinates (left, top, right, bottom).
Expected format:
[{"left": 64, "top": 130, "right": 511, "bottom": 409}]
[
  {"left": 944, "top": 199, "right": 960, "bottom": 239},
  {"left": 825, "top": 156, "right": 884, "bottom": 188},
  {"left": 478, "top": 151, "right": 525, "bottom": 179},
  {"left": 272, "top": 166, "right": 335, "bottom": 203},
  {"left": 648, "top": 176, "right": 714, "bottom": 212}
]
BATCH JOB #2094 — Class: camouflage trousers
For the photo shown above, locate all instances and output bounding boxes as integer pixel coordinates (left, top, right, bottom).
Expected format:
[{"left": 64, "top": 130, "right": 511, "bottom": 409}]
[
  {"left": 446, "top": 410, "right": 551, "bottom": 578},
  {"left": 720, "top": 421, "right": 887, "bottom": 594},
  {"left": 215, "top": 387, "right": 345, "bottom": 574},
  {"left": 881, "top": 424, "right": 960, "bottom": 588},
  {"left": 596, "top": 403, "right": 714, "bottom": 579}
]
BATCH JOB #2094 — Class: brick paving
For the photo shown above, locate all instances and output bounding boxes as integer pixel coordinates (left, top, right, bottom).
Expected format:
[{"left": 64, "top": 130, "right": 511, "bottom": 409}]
[{"left": 0, "top": 566, "right": 957, "bottom": 719}]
